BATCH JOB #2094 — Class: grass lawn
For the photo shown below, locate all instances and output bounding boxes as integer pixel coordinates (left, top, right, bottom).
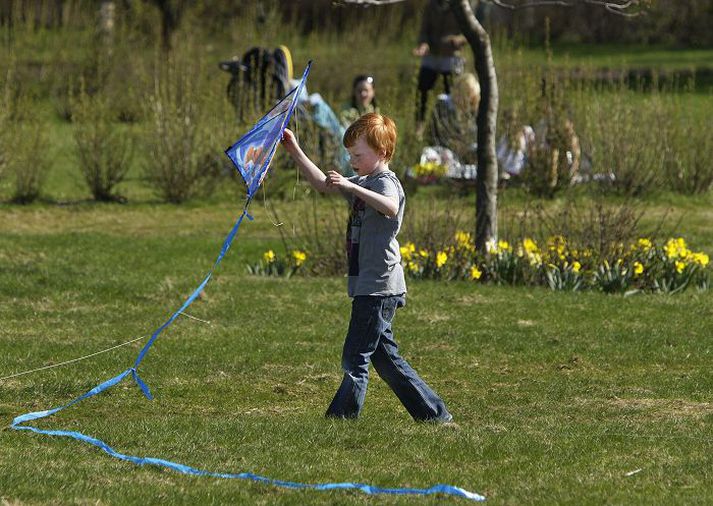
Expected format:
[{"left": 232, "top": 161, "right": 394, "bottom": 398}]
[{"left": 2, "top": 200, "right": 713, "bottom": 505}]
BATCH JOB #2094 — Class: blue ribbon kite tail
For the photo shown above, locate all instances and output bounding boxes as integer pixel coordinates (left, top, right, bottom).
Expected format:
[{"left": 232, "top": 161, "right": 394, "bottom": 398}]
[{"left": 9, "top": 61, "right": 486, "bottom": 502}]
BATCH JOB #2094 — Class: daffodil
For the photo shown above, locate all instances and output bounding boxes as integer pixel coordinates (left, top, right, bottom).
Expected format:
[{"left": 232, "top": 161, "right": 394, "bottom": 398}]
[
  {"left": 400, "top": 241, "right": 416, "bottom": 260},
  {"left": 675, "top": 260, "right": 686, "bottom": 274},
  {"left": 522, "top": 238, "right": 539, "bottom": 254},
  {"left": 291, "top": 250, "right": 307, "bottom": 267},
  {"left": 485, "top": 238, "right": 497, "bottom": 254},
  {"left": 528, "top": 252, "right": 543, "bottom": 267},
  {"left": 469, "top": 266, "right": 482, "bottom": 280},
  {"left": 633, "top": 261, "right": 644, "bottom": 276},
  {"left": 436, "top": 251, "right": 448, "bottom": 268},
  {"left": 690, "top": 252, "right": 710, "bottom": 267},
  {"left": 665, "top": 237, "right": 689, "bottom": 259},
  {"left": 455, "top": 231, "right": 472, "bottom": 247},
  {"left": 263, "top": 250, "right": 276, "bottom": 263},
  {"left": 497, "top": 240, "right": 512, "bottom": 253},
  {"left": 547, "top": 235, "right": 566, "bottom": 255},
  {"left": 637, "top": 238, "right": 653, "bottom": 251},
  {"left": 572, "top": 261, "right": 581, "bottom": 273}
]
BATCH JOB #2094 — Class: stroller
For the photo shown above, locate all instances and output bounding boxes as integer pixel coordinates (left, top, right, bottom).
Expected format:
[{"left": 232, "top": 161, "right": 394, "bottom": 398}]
[
  {"left": 219, "top": 45, "right": 351, "bottom": 174},
  {"left": 219, "top": 45, "right": 293, "bottom": 121}
]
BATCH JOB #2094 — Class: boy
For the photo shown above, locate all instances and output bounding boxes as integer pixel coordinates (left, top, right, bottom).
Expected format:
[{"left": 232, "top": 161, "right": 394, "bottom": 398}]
[{"left": 281, "top": 112, "right": 452, "bottom": 422}]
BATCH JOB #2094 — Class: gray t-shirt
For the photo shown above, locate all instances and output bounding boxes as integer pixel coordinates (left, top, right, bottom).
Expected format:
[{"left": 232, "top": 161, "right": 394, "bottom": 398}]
[{"left": 341, "top": 170, "right": 407, "bottom": 297}]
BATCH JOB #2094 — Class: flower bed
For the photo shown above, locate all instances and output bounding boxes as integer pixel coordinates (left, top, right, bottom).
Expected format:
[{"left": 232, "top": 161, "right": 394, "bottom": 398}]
[{"left": 400, "top": 233, "right": 709, "bottom": 293}]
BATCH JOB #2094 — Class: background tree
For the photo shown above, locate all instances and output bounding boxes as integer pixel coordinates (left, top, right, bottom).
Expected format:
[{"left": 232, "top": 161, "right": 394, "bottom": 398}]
[{"left": 340, "top": 0, "right": 648, "bottom": 251}]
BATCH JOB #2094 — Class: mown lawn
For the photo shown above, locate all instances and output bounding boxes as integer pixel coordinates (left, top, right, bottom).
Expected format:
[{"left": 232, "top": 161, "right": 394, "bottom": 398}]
[{"left": 1, "top": 200, "right": 712, "bottom": 505}]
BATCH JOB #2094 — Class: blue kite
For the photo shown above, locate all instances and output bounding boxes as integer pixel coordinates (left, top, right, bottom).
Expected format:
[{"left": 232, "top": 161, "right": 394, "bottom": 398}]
[{"left": 10, "top": 61, "right": 485, "bottom": 503}]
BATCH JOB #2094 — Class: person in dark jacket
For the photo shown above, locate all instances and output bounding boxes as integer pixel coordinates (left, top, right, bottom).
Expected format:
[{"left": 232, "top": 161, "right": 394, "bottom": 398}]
[{"left": 412, "top": 0, "right": 471, "bottom": 137}]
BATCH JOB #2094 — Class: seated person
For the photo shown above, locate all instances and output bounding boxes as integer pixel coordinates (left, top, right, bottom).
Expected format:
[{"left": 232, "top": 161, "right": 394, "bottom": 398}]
[
  {"left": 340, "top": 74, "right": 379, "bottom": 127},
  {"left": 426, "top": 72, "right": 479, "bottom": 178},
  {"left": 497, "top": 109, "right": 535, "bottom": 179},
  {"left": 532, "top": 116, "right": 581, "bottom": 187}
]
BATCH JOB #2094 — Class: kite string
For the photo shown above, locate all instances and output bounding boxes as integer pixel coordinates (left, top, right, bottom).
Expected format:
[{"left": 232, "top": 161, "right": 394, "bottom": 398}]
[
  {"left": 0, "top": 335, "right": 148, "bottom": 382},
  {"left": 0, "top": 312, "right": 209, "bottom": 383}
]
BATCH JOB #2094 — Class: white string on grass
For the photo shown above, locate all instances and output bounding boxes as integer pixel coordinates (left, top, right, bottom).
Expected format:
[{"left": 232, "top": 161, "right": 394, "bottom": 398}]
[
  {"left": 0, "top": 335, "right": 148, "bottom": 382},
  {"left": 0, "top": 311, "right": 211, "bottom": 382}
]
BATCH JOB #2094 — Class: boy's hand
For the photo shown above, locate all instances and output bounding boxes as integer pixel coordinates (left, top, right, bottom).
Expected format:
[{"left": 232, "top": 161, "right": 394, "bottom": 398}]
[
  {"left": 326, "top": 170, "right": 352, "bottom": 190},
  {"left": 281, "top": 128, "right": 299, "bottom": 154}
]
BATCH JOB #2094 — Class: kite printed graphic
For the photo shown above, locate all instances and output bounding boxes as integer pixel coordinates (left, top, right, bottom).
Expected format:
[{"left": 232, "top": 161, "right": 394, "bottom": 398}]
[
  {"left": 226, "top": 62, "right": 309, "bottom": 199},
  {"left": 8, "top": 60, "right": 485, "bottom": 503}
]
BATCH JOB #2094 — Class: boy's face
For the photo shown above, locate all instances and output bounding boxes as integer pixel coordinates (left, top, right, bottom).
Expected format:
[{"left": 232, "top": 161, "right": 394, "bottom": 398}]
[{"left": 347, "top": 136, "right": 385, "bottom": 176}]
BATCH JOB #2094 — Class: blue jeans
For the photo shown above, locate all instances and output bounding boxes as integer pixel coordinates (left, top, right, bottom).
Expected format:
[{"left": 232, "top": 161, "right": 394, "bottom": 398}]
[{"left": 326, "top": 295, "right": 452, "bottom": 421}]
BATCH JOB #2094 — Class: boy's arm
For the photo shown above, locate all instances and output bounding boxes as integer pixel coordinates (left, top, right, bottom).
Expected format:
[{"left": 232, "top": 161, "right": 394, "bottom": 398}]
[
  {"left": 281, "top": 129, "right": 339, "bottom": 194},
  {"left": 326, "top": 171, "right": 399, "bottom": 218}
]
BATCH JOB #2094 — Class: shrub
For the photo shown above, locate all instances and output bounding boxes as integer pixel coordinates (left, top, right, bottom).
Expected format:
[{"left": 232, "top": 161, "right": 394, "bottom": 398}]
[
  {"left": 8, "top": 120, "right": 51, "bottom": 204},
  {"left": 142, "top": 48, "right": 225, "bottom": 204},
  {"left": 662, "top": 97, "right": 713, "bottom": 194},
  {"left": 71, "top": 84, "right": 134, "bottom": 202},
  {"left": 0, "top": 62, "right": 50, "bottom": 203}
]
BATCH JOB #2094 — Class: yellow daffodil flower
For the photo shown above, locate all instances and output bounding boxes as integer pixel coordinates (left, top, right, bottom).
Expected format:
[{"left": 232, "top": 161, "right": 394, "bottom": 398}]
[
  {"left": 522, "top": 238, "right": 539, "bottom": 254},
  {"left": 469, "top": 266, "right": 482, "bottom": 280},
  {"left": 263, "top": 250, "right": 276, "bottom": 263},
  {"left": 665, "top": 237, "right": 689, "bottom": 259},
  {"left": 675, "top": 260, "right": 686, "bottom": 274},
  {"left": 400, "top": 242, "right": 416, "bottom": 260},
  {"left": 455, "top": 231, "right": 472, "bottom": 247},
  {"left": 690, "top": 252, "right": 710, "bottom": 267},
  {"left": 637, "top": 238, "right": 653, "bottom": 251},
  {"left": 291, "top": 250, "right": 307, "bottom": 267}
]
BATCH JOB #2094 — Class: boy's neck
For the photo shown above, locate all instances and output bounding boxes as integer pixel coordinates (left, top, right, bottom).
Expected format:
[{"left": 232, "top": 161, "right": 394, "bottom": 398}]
[{"left": 366, "top": 163, "right": 389, "bottom": 177}]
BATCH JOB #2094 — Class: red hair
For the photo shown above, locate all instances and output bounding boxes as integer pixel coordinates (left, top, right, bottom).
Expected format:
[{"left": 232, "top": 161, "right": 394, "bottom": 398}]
[{"left": 343, "top": 112, "right": 397, "bottom": 162}]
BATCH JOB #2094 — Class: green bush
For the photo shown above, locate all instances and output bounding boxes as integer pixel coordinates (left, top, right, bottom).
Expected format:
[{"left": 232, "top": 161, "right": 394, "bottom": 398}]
[
  {"left": 142, "top": 48, "right": 226, "bottom": 204},
  {"left": 7, "top": 119, "right": 51, "bottom": 204},
  {"left": 71, "top": 84, "right": 134, "bottom": 202}
]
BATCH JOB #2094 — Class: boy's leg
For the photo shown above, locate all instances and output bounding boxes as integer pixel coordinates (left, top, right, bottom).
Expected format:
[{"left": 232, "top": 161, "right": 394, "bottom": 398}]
[
  {"left": 371, "top": 296, "right": 452, "bottom": 422},
  {"left": 325, "top": 296, "right": 384, "bottom": 418}
]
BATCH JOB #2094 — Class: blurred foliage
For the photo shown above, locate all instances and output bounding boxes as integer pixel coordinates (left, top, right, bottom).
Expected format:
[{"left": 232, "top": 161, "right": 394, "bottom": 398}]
[
  {"left": 3, "top": 0, "right": 713, "bottom": 47},
  {"left": 0, "top": 0, "right": 712, "bottom": 206}
]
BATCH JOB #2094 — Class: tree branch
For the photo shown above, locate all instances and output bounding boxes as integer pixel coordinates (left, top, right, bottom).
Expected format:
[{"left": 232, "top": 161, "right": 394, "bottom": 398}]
[
  {"left": 488, "top": 0, "right": 646, "bottom": 17},
  {"left": 333, "top": 0, "right": 408, "bottom": 6}
]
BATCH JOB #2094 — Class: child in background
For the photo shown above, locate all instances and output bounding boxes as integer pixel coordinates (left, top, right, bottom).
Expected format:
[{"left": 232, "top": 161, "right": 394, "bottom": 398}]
[
  {"left": 340, "top": 74, "right": 379, "bottom": 127},
  {"left": 281, "top": 113, "right": 452, "bottom": 422}
]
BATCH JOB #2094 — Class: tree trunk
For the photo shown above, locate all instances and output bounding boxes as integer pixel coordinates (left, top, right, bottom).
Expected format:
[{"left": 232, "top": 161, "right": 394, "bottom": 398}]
[
  {"left": 451, "top": 0, "right": 498, "bottom": 252},
  {"left": 150, "top": 0, "right": 178, "bottom": 52},
  {"left": 98, "top": 1, "right": 115, "bottom": 49}
]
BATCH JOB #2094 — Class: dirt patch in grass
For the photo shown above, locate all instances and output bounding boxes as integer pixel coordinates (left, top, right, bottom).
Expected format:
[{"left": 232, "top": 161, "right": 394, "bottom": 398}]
[{"left": 578, "top": 396, "right": 713, "bottom": 421}]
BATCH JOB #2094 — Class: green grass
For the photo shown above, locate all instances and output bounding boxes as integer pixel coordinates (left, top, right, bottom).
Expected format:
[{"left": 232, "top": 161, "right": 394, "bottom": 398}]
[
  {"left": 2, "top": 201, "right": 713, "bottom": 504},
  {"left": 2, "top": 14, "right": 713, "bottom": 504},
  {"left": 518, "top": 43, "right": 713, "bottom": 70}
]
